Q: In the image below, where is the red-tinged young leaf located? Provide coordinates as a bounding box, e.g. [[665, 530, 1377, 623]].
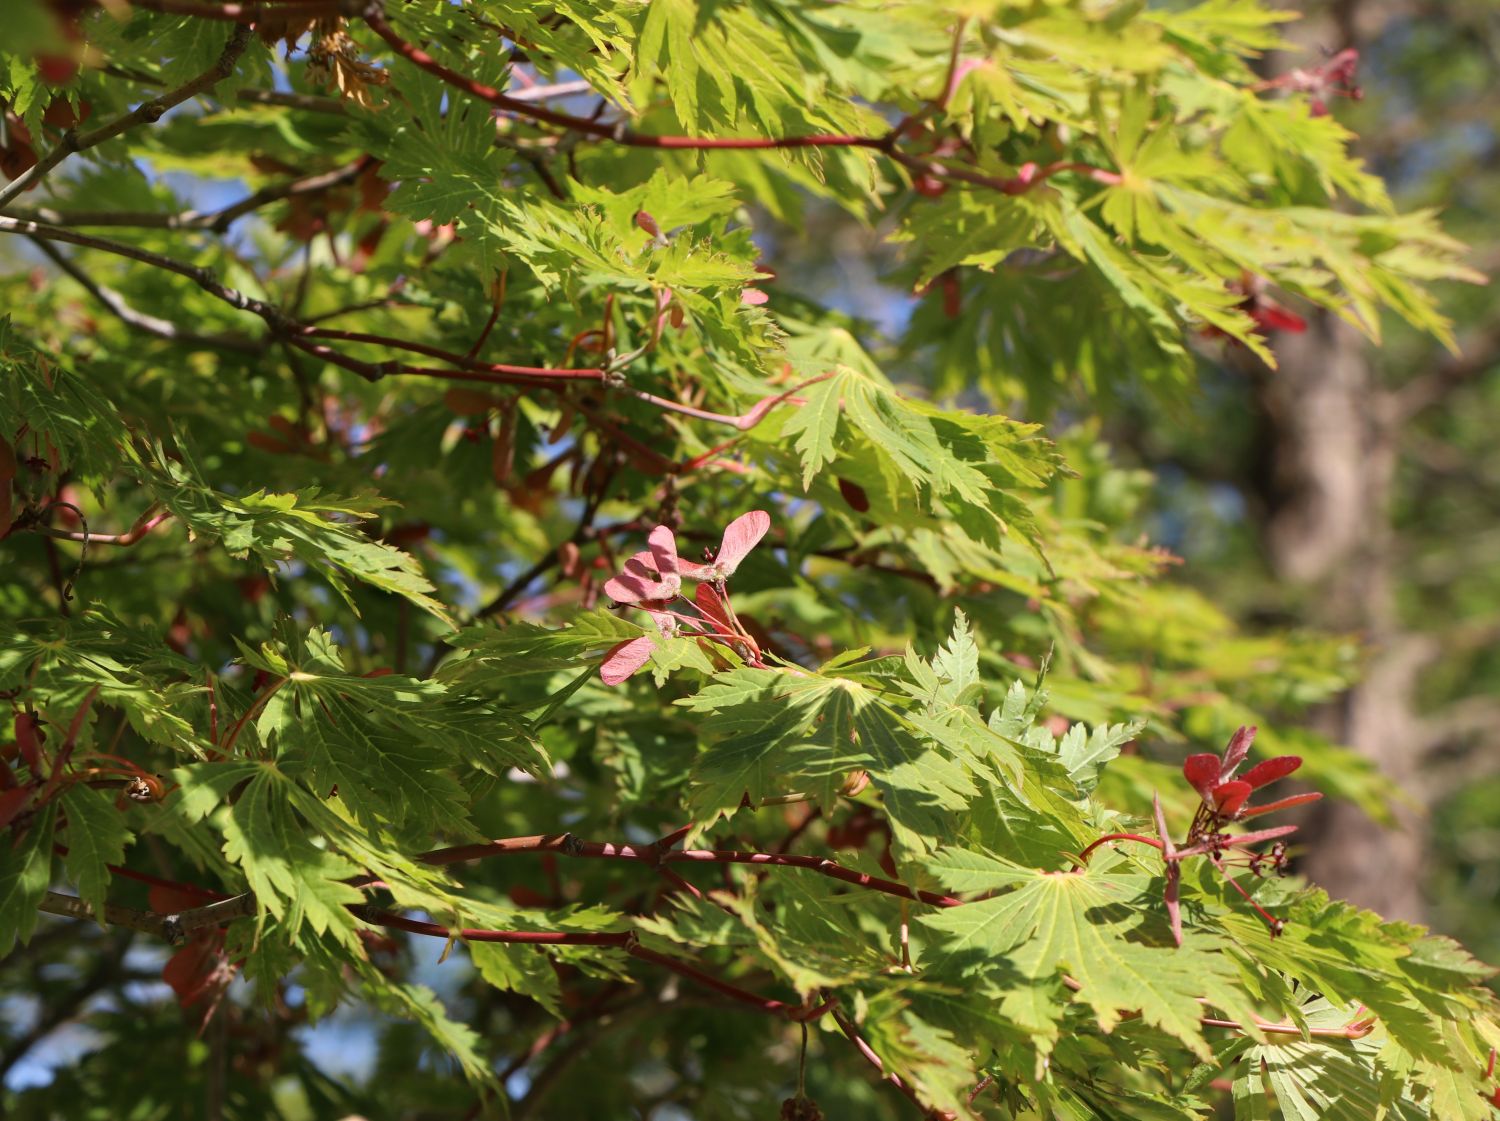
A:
[[0, 786, 35, 830], [1183, 753, 1222, 799], [1240, 756, 1302, 790], [1220, 725, 1257, 779], [162, 937, 225, 1007], [1236, 791, 1324, 819], [600, 637, 655, 685], [15, 712, 44, 774], [1212, 780, 1252, 818], [741, 288, 769, 306], [1252, 303, 1307, 334], [48, 686, 98, 784]]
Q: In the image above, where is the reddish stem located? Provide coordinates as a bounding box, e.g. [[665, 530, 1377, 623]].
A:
[[366, 13, 889, 152], [364, 908, 828, 1021], [365, 911, 629, 945], [394, 830, 964, 908], [664, 850, 962, 908], [363, 8, 1123, 204], [1076, 832, 1166, 865], [831, 1007, 955, 1119], [220, 677, 285, 756], [32, 505, 172, 547], [297, 327, 603, 381]]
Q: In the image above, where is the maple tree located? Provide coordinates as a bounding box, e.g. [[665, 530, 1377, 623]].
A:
[[1, 0, 1497, 1118]]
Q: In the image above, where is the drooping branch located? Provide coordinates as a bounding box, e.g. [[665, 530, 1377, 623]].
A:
[[0, 215, 291, 330], [28, 239, 262, 353], [364, 10, 891, 153]]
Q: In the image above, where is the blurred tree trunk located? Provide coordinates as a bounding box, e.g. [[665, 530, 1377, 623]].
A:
[[1252, 0, 1500, 923], [1253, 317, 1430, 921]]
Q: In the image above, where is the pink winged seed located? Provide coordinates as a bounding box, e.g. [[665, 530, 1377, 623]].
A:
[[599, 637, 655, 686], [713, 510, 770, 576], [602, 552, 671, 604], [646, 525, 682, 580]]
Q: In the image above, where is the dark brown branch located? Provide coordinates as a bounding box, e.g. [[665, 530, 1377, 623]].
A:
[[235, 88, 347, 115], [297, 326, 605, 381], [30, 239, 262, 353], [0, 25, 252, 208], [0, 215, 291, 331], [37, 890, 255, 945]]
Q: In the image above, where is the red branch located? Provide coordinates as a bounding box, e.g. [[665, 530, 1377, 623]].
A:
[[366, 12, 889, 152], [832, 1007, 955, 1120], [296, 327, 605, 382], [361, 908, 832, 1020], [362, 11, 1119, 197], [393, 831, 964, 908], [31, 505, 173, 547]]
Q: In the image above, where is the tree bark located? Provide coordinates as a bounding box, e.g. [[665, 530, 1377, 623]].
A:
[[1253, 315, 1429, 921]]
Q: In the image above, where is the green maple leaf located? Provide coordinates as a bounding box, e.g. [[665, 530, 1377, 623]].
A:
[[59, 785, 132, 918], [919, 863, 1256, 1058]]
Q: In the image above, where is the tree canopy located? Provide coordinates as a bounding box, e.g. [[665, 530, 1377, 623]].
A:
[[1, 1, 1496, 1118]]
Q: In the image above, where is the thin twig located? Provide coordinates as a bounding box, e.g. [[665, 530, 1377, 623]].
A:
[[37, 890, 254, 945], [29, 238, 261, 352], [0, 215, 291, 330], [28, 504, 174, 547], [831, 1006, 954, 1119]]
